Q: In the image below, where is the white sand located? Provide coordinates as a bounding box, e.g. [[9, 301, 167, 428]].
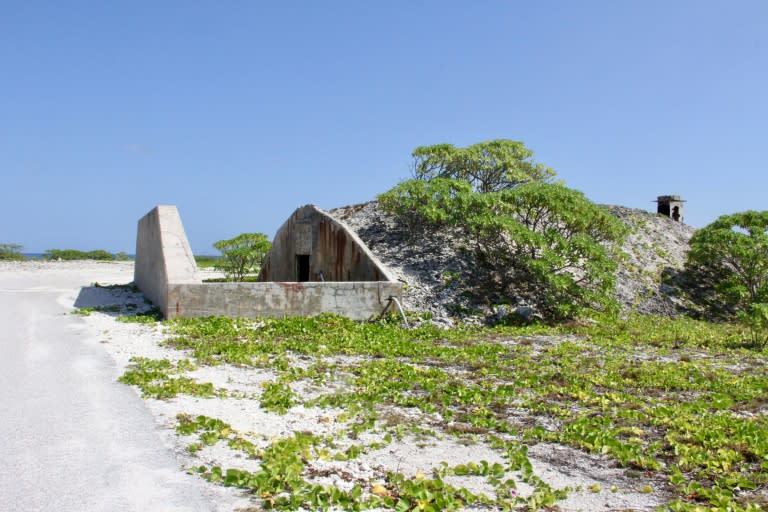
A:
[[3, 260, 667, 511]]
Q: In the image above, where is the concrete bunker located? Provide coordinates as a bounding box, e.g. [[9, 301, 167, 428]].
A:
[[655, 195, 685, 222], [259, 204, 394, 283], [134, 205, 402, 320]]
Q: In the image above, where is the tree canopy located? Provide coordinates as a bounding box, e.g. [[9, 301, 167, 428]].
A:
[[412, 139, 555, 193], [213, 232, 272, 282], [379, 175, 627, 319], [686, 210, 768, 315]]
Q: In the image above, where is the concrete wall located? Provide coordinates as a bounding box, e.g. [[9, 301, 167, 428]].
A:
[[134, 204, 402, 321], [259, 205, 397, 282], [134, 205, 201, 318], [167, 281, 402, 320]]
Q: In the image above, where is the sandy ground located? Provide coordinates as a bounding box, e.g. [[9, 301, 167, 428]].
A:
[[1, 261, 666, 511], [0, 260, 217, 511]]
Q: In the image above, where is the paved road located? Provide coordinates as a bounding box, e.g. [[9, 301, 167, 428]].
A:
[[0, 265, 213, 512]]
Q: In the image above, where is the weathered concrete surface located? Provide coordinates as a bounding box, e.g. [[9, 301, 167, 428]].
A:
[[134, 205, 402, 320], [134, 205, 200, 317], [260, 205, 397, 282], [655, 195, 686, 223], [168, 281, 402, 320]]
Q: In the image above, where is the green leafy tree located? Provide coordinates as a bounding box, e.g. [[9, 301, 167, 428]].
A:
[[0, 243, 26, 261], [379, 178, 627, 318], [213, 233, 272, 281], [686, 210, 768, 315], [412, 139, 555, 193], [484, 182, 627, 316], [377, 177, 475, 234]]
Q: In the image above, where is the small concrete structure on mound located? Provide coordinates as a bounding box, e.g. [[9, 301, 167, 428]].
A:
[[134, 205, 402, 320], [655, 195, 685, 223]]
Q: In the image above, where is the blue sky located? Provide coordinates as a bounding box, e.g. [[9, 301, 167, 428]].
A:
[[2, 1, 766, 254]]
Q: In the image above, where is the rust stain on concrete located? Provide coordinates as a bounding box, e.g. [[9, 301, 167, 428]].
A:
[[278, 282, 305, 292]]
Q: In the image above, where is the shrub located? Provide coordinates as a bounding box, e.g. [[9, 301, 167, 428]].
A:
[[0, 243, 26, 261], [738, 303, 768, 349], [686, 210, 768, 317], [194, 254, 221, 269], [213, 233, 272, 281], [379, 178, 627, 318], [44, 249, 115, 261], [378, 177, 474, 235]]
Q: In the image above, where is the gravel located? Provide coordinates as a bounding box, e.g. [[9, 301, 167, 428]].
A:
[[330, 201, 697, 323]]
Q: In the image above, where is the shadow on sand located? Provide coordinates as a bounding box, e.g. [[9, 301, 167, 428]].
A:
[[73, 282, 159, 320]]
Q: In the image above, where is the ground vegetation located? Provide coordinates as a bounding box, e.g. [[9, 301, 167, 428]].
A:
[[112, 312, 768, 511]]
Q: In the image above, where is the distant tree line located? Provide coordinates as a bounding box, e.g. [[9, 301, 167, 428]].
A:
[[44, 249, 132, 261], [0, 244, 132, 261], [0, 243, 25, 261]]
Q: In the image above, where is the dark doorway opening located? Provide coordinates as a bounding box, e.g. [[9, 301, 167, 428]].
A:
[[296, 255, 310, 282], [657, 203, 670, 217]]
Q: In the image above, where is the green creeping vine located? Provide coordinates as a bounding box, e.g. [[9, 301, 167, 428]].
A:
[[119, 357, 220, 399], [118, 313, 768, 510], [117, 305, 163, 323], [178, 414, 564, 511], [74, 304, 122, 316], [260, 382, 297, 414]]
